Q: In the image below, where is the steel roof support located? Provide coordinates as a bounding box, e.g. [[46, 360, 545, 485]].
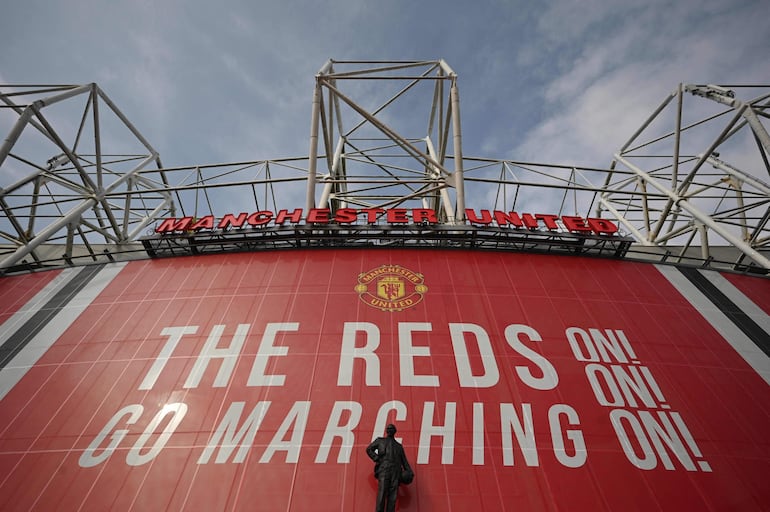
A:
[[0, 198, 96, 269], [599, 84, 770, 270], [305, 61, 465, 219], [0, 84, 173, 272], [615, 154, 770, 268], [2, 69, 768, 275]]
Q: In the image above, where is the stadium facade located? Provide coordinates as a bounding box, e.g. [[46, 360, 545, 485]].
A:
[[1, 61, 768, 511]]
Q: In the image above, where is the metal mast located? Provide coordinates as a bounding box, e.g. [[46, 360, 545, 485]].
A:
[[305, 60, 466, 223]]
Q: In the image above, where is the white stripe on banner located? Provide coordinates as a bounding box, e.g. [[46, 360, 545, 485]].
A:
[[699, 270, 770, 336], [655, 264, 770, 386], [0, 267, 84, 347], [0, 262, 127, 400]]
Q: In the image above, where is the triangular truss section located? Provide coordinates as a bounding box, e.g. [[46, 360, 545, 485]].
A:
[[306, 60, 466, 223], [598, 84, 770, 270], [0, 84, 174, 270]]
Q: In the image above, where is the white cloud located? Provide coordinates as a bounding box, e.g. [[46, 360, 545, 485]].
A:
[[511, 0, 770, 169]]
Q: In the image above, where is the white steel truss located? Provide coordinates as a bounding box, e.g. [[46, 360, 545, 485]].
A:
[[598, 84, 770, 271], [306, 60, 465, 223], [1, 67, 769, 275], [0, 84, 174, 270]]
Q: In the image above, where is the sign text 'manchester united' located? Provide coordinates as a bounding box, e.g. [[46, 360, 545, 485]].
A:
[[155, 208, 619, 236]]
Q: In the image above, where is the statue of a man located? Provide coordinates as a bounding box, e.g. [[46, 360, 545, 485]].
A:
[[366, 424, 412, 512]]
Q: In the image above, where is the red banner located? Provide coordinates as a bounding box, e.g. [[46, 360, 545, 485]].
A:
[[0, 250, 768, 511]]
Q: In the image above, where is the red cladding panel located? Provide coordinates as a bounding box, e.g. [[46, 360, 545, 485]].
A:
[[0, 269, 60, 321], [724, 273, 770, 316], [0, 250, 768, 511]]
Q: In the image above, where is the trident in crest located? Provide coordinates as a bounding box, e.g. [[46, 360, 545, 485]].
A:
[[377, 276, 405, 300]]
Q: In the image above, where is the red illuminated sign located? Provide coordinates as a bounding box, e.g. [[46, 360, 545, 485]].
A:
[[154, 208, 619, 236]]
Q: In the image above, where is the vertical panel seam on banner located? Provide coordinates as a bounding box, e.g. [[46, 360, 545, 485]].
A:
[[679, 267, 770, 358], [655, 264, 770, 386], [0, 262, 128, 401]]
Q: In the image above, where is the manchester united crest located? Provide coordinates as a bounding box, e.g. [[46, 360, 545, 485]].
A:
[[355, 265, 427, 311]]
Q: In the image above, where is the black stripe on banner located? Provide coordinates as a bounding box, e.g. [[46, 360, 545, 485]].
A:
[[0, 265, 105, 370], [678, 266, 770, 358]]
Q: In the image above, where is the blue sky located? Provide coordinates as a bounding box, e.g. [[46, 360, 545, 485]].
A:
[[1, 0, 768, 173]]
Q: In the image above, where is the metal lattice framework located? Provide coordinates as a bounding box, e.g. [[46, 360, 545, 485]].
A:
[[598, 84, 770, 270], [0, 84, 174, 270], [306, 60, 465, 222], [1, 64, 769, 275]]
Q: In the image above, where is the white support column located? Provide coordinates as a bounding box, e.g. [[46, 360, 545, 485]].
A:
[[697, 222, 710, 261], [425, 137, 455, 223], [306, 81, 322, 214], [450, 80, 465, 222], [319, 137, 344, 209]]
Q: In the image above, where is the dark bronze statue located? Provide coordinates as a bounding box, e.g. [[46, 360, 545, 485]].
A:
[[366, 424, 413, 512]]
